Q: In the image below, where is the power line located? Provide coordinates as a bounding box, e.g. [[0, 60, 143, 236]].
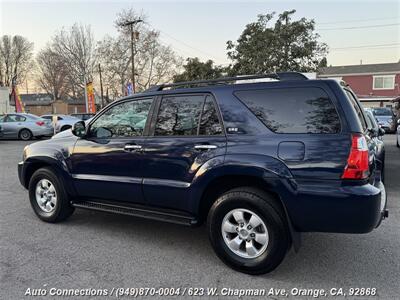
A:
[[318, 17, 399, 25], [318, 23, 400, 31], [144, 23, 226, 62], [330, 43, 400, 50]]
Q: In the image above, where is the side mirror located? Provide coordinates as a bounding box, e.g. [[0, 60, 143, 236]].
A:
[[72, 121, 86, 138], [378, 127, 385, 136], [397, 119, 400, 125]]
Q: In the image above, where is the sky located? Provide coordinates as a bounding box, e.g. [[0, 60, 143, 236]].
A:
[[0, 0, 399, 68]]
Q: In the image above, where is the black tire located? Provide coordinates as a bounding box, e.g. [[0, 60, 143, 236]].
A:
[[207, 187, 290, 275], [19, 128, 32, 141], [28, 167, 74, 222], [60, 125, 71, 132]]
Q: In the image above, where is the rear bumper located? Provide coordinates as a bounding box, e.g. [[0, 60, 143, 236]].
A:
[[288, 179, 388, 233]]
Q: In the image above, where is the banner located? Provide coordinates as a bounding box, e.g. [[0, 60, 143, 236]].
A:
[[86, 82, 96, 113], [11, 81, 25, 113], [126, 82, 133, 96]]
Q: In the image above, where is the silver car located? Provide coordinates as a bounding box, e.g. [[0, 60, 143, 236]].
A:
[[40, 114, 80, 133], [371, 107, 396, 133], [0, 113, 53, 140]]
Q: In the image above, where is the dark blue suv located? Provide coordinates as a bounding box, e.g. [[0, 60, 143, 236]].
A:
[[18, 72, 388, 274]]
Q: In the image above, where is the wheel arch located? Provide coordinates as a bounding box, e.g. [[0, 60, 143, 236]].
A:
[[22, 156, 77, 197], [194, 172, 301, 252]]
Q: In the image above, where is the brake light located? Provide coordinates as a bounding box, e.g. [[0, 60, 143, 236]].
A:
[[36, 121, 45, 126], [341, 134, 369, 179]]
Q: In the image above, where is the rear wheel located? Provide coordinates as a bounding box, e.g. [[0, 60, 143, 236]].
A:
[[28, 167, 74, 222], [207, 187, 290, 274], [19, 129, 32, 141]]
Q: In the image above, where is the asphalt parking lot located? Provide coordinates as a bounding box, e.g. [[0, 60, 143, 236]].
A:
[[0, 135, 399, 300]]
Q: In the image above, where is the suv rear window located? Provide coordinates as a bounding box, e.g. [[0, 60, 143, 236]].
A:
[[235, 87, 341, 134]]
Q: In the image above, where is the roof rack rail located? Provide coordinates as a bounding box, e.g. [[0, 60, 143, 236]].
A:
[[145, 72, 308, 92]]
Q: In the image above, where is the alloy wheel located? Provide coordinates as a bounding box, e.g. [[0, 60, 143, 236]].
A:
[[221, 208, 269, 259]]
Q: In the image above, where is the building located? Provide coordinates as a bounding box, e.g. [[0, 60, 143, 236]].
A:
[[17, 94, 86, 116], [318, 62, 400, 113], [0, 86, 13, 114]]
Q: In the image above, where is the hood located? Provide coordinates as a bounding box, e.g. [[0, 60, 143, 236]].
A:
[[375, 115, 393, 123], [52, 129, 74, 139]]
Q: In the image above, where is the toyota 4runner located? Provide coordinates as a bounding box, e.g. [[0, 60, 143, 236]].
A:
[[18, 72, 388, 274]]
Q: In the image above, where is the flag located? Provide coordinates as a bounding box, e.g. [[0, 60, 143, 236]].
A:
[[11, 77, 25, 113], [86, 82, 96, 113], [126, 82, 133, 96]]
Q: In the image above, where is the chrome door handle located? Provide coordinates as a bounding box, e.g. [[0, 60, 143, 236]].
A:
[[124, 144, 142, 151], [194, 144, 217, 150]]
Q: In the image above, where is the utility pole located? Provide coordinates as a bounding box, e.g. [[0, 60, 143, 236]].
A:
[[98, 63, 105, 108], [121, 19, 143, 93], [83, 74, 88, 113]]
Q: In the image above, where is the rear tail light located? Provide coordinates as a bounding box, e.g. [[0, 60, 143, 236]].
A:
[[36, 121, 45, 126], [341, 134, 370, 179]]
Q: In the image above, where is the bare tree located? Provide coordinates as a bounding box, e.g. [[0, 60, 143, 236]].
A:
[[0, 35, 33, 86], [96, 35, 130, 98], [96, 8, 181, 96], [52, 23, 96, 97], [36, 45, 69, 99]]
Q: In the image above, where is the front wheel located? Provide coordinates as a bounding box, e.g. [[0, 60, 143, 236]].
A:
[[207, 187, 290, 275], [28, 167, 74, 222]]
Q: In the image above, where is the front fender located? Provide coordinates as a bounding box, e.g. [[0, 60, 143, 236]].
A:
[[19, 138, 77, 196]]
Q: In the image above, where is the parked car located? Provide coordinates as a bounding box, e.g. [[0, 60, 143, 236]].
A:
[[0, 124, 3, 138], [40, 114, 80, 133], [364, 109, 385, 181], [71, 113, 95, 121], [371, 107, 396, 133], [18, 72, 388, 275], [0, 113, 53, 140]]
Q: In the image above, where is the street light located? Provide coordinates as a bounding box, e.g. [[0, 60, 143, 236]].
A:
[[121, 19, 143, 93]]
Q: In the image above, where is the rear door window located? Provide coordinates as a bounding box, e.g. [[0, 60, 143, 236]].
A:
[[155, 95, 204, 136], [235, 87, 341, 134], [199, 96, 223, 135]]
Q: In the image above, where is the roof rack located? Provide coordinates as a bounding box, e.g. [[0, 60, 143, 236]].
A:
[[145, 72, 308, 92]]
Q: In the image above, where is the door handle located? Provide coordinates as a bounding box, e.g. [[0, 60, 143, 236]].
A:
[[124, 144, 143, 151], [194, 144, 217, 150]]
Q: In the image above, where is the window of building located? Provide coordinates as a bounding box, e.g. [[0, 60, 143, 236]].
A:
[[373, 75, 395, 90], [235, 87, 341, 134]]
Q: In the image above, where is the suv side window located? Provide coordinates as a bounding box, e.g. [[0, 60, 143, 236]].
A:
[[90, 98, 153, 138], [235, 87, 341, 134], [199, 96, 223, 135], [345, 90, 367, 131], [155, 95, 205, 136]]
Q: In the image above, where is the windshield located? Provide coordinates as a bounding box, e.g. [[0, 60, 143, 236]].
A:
[[372, 108, 393, 116]]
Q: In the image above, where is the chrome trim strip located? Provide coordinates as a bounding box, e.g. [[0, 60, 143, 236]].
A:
[[72, 174, 142, 184], [72, 174, 191, 188], [143, 178, 191, 188]]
